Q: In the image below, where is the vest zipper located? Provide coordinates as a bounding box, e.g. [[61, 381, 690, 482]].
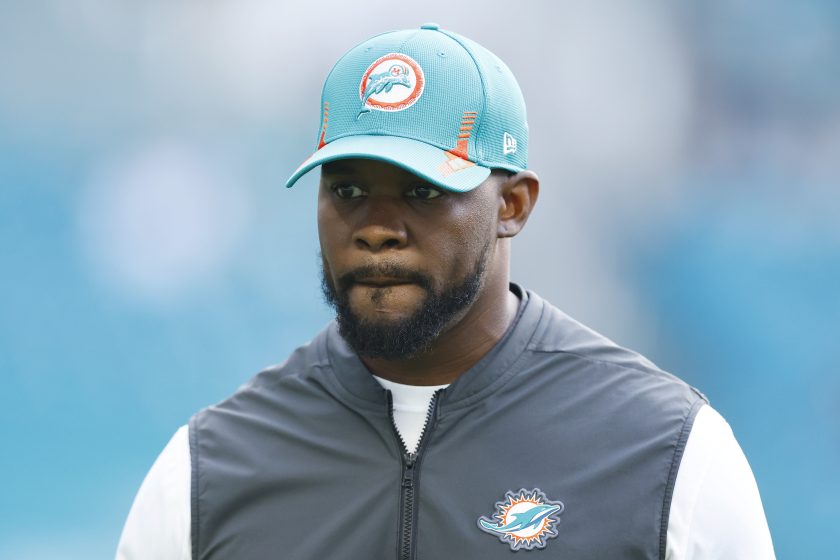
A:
[[387, 389, 443, 560]]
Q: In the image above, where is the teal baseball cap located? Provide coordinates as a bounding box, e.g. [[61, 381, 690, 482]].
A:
[[284, 23, 528, 192]]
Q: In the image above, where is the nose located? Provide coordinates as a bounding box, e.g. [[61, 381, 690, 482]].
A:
[[353, 197, 408, 252]]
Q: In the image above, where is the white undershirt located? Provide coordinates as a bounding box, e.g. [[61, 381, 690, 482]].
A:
[[115, 382, 775, 560], [373, 375, 449, 454]]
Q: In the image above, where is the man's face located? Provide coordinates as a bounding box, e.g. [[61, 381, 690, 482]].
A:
[[318, 158, 503, 359]]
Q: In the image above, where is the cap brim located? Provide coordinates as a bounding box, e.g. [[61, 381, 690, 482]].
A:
[[284, 135, 491, 192]]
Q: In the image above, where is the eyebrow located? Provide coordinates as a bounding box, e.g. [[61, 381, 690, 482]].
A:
[[321, 161, 357, 175], [320, 160, 435, 187]]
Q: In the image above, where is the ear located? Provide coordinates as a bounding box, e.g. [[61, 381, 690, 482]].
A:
[[497, 170, 540, 238]]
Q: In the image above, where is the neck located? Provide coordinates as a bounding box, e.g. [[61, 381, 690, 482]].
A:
[[360, 279, 520, 386]]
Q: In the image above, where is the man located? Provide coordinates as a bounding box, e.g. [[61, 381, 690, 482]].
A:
[[117, 24, 775, 559]]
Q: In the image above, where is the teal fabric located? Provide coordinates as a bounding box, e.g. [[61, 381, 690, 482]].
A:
[[287, 135, 491, 192], [285, 25, 528, 191]]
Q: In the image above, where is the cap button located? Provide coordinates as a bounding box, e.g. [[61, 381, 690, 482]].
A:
[[420, 23, 440, 30]]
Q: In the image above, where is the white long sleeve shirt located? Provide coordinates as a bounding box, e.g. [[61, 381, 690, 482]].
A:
[[116, 379, 775, 560]]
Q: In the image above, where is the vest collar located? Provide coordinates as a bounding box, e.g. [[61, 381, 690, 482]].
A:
[[322, 283, 545, 412]]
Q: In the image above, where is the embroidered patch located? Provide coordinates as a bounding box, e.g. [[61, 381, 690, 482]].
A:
[[358, 53, 425, 116], [477, 488, 564, 551]]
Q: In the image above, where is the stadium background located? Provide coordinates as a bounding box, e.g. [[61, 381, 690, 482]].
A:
[[1, 1, 838, 557]]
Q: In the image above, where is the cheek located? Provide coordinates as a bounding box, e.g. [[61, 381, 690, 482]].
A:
[[425, 205, 495, 280], [451, 198, 496, 251], [317, 196, 343, 264]]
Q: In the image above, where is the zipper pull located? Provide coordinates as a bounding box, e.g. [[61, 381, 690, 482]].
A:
[[402, 453, 416, 488]]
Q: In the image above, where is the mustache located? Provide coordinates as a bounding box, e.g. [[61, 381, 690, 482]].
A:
[[336, 263, 432, 291]]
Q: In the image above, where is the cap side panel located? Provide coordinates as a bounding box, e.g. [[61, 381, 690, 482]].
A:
[[437, 29, 488, 165], [438, 31, 529, 171]]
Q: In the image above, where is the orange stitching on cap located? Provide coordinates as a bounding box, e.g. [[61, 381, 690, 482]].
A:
[[317, 101, 329, 149], [447, 138, 470, 160], [438, 151, 477, 177], [445, 110, 477, 161]]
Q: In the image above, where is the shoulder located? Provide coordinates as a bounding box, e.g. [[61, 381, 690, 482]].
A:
[[115, 426, 191, 560], [194, 324, 334, 420], [668, 405, 776, 559], [523, 289, 707, 407]]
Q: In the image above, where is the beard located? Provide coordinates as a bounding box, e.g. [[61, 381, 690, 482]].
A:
[[321, 244, 490, 360]]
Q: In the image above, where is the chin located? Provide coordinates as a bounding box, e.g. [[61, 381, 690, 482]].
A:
[[348, 284, 427, 318]]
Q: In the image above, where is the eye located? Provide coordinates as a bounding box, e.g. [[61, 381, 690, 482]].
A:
[[331, 183, 366, 199], [406, 185, 443, 200]]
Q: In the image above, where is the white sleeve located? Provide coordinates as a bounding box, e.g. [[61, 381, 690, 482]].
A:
[[666, 405, 775, 560], [115, 425, 192, 560]]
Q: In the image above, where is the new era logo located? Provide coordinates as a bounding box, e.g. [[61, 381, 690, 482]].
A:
[[503, 132, 517, 155]]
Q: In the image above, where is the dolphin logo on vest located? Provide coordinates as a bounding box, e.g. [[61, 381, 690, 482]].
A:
[[477, 488, 565, 551]]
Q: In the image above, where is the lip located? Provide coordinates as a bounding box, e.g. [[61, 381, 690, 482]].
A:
[[353, 277, 414, 287]]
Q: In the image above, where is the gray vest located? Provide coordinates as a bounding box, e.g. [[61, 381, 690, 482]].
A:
[[190, 286, 706, 559]]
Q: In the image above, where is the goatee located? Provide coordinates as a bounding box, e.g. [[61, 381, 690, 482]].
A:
[[321, 247, 489, 360]]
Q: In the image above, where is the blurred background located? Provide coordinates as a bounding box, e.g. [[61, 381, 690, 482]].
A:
[[1, 0, 837, 557]]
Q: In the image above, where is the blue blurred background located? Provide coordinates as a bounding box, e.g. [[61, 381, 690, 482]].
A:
[[1, 1, 837, 557]]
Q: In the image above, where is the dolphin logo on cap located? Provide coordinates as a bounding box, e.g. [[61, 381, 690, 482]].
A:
[[358, 64, 412, 117]]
